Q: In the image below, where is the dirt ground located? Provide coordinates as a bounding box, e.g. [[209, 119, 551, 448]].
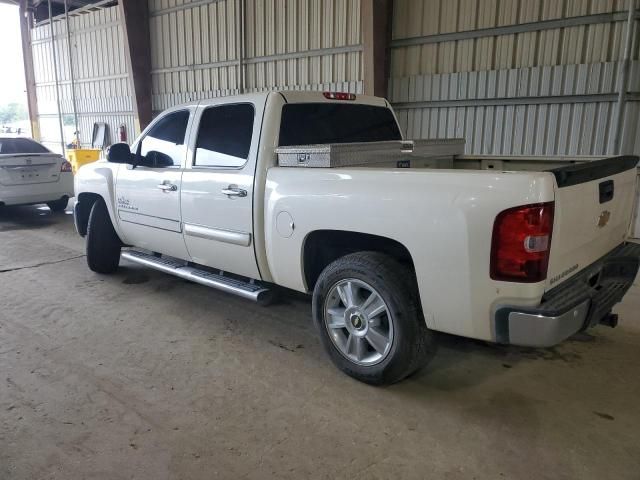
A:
[[1, 204, 639, 480]]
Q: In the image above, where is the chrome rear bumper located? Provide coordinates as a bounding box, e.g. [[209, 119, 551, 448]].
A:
[[494, 242, 640, 347]]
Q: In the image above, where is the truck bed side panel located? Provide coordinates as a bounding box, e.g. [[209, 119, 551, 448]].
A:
[[264, 167, 556, 341]]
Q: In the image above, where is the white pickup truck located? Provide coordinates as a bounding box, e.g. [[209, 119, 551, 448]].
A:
[[73, 91, 640, 384]]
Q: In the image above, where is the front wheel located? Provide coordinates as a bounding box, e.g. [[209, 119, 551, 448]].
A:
[[312, 252, 435, 385], [86, 198, 122, 273]]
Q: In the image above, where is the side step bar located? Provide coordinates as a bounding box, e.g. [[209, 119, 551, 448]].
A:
[[121, 250, 273, 304]]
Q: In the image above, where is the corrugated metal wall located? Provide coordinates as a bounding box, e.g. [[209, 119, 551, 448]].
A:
[[29, 0, 638, 157], [31, 5, 135, 152], [390, 0, 640, 155], [148, 0, 362, 113]]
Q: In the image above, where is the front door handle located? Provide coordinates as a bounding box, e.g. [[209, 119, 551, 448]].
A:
[[157, 182, 177, 192], [222, 185, 247, 198]]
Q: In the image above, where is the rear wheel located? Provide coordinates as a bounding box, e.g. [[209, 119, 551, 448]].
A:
[[86, 198, 121, 273], [312, 252, 435, 385], [46, 197, 68, 212]]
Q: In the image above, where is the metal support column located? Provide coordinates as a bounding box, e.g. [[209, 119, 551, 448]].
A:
[[48, 0, 66, 155], [361, 0, 393, 97], [18, 0, 40, 140], [118, 0, 153, 133], [614, 0, 637, 154], [64, 0, 79, 145], [237, 0, 246, 94]]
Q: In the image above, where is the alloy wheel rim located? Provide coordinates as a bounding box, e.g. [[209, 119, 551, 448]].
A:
[[323, 278, 394, 366]]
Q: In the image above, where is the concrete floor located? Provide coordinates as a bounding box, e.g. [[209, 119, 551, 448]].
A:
[[1, 205, 639, 480]]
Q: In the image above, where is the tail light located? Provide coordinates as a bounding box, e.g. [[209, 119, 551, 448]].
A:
[[323, 91, 356, 101], [490, 202, 554, 283], [60, 161, 72, 173]]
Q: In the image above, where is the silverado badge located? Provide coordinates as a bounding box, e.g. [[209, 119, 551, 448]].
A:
[[598, 210, 611, 228]]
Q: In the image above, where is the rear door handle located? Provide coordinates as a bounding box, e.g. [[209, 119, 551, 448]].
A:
[[222, 185, 247, 198], [157, 182, 177, 192]]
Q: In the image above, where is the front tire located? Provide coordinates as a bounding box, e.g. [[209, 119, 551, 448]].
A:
[[312, 252, 435, 385], [86, 198, 121, 273]]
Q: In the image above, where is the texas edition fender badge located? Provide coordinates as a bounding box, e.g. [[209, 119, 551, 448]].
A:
[[598, 210, 611, 228]]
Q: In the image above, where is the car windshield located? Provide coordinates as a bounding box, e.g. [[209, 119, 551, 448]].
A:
[[278, 103, 402, 146], [0, 138, 50, 154]]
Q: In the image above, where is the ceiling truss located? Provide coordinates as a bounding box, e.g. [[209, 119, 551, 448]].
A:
[[0, 0, 117, 23]]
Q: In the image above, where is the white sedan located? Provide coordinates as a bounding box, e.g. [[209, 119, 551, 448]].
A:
[[0, 137, 74, 212]]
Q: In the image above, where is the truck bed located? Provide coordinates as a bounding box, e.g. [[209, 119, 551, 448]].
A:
[[275, 138, 630, 173]]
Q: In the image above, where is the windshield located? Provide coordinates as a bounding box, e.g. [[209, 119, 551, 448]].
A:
[[0, 138, 50, 155], [278, 103, 402, 146]]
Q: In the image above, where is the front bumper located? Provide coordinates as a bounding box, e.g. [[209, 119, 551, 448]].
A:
[[494, 242, 640, 347]]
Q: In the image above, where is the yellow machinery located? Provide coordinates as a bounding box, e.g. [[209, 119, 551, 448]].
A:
[[67, 149, 102, 174]]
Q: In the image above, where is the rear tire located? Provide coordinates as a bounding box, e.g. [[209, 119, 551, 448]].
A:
[[312, 252, 435, 385], [86, 198, 121, 274], [47, 197, 68, 212]]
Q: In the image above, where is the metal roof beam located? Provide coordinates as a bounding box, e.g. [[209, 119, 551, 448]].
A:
[[391, 11, 639, 48]]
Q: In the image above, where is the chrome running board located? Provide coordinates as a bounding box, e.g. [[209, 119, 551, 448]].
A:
[[121, 249, 272, 304]]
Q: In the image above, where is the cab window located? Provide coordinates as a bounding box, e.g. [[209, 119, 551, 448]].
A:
[[194, 103, 255, 168], [139, 110, 190, 167], [278, 103, 401, 146]]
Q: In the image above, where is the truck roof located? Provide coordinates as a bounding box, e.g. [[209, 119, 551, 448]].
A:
[[166, 90, 389, 112], [276, 91, 388, 107]]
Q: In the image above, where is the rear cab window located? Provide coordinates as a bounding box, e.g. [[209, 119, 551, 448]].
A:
[[278, 103, 402, 146], [0, 138, 50, 154]]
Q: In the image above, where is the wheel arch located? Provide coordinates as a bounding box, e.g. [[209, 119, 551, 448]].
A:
[[302, 230, 418, 293], [74, 192, 103, 236]]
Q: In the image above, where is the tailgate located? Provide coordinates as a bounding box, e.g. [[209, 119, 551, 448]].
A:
[[546, 156, 638, 290], [0, 154, 62, 186]]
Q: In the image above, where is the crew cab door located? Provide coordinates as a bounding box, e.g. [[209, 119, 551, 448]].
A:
[[180, 97, 265, 279], [115, 108, 193, 259]]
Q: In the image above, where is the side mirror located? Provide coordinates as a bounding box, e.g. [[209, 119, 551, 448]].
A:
[[144, 150, 174, 168], [107, 142, 133, 164]]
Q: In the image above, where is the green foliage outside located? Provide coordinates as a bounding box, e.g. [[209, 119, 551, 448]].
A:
[[0, 102, 28, 124]]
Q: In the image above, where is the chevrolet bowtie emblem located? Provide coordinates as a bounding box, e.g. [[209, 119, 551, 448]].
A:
[[598, 210, 611, 228]]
